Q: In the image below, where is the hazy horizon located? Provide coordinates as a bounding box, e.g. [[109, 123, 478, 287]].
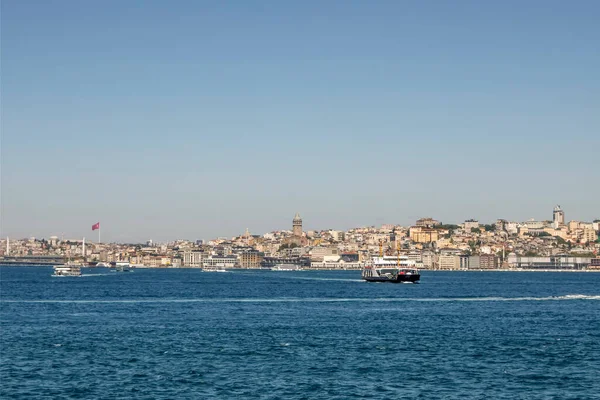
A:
[[2, 1, 599, 242]]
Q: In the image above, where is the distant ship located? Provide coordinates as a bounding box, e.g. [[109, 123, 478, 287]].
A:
[[203, 266, 229, 272], [362, 241, 420, 283], [111, 262, 133, 272], [53, 237, 86, 277], [96, 262, 111, 267], [271, 264, 303, 271], [53, 262, 82, 277]]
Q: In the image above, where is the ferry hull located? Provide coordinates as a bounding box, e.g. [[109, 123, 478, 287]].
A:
[[363, 274, 420, 283]]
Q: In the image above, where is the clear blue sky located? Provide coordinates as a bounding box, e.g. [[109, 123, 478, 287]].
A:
[[1, 0, 599, 242]]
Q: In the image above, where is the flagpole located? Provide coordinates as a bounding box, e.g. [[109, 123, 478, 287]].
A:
[[99, 226, 101, 244]]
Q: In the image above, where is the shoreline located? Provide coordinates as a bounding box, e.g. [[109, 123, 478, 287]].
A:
[[1, 265, 599, 273]]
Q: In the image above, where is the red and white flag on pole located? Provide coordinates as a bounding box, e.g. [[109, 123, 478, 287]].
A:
[[92, 222, 100, 231]]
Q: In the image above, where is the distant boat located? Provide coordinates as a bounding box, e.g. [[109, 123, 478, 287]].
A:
[[271, 264, 303, 271], [52, 262, 82, 277], [362, 256, 420, 283], [203, 267, 228, 273], [112, 262, 132, 272]]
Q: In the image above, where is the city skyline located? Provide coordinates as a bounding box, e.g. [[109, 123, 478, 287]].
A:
[[2, 206, 598, 243], [2, 206, 598, 270], [2, 1, 599, 241]]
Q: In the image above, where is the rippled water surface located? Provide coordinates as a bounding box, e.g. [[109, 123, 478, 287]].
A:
[[1, 267, 599, 399]]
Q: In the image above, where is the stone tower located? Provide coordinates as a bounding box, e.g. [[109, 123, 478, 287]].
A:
[[293, 213, 303, 238]]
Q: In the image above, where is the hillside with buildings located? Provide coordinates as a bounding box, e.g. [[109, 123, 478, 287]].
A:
[[2, 207, 599, 271]]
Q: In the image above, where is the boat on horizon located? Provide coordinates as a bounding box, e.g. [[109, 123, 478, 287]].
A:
[[96, 262, 111, 267], [362, 241, 420, 283], [52, 261, 82, 277], [202, 266, 229, 272], [271, 264, 303, 271], [111, 262, 133, 272]]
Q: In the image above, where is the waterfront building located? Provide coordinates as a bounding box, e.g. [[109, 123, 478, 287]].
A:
[[203, 255, 238, 269], [507, 254, 593, 270], [479, 254, 499, 269], [438, 254, 458, 270], [0, 255, 64, 266], [459, 254, 471, 269], [183, 250, 206, 268], [406, 252, 422, 263], [260, 256, 311, 269], [239, 250, 263, 269], [310, 255, 363, 270], [435, 254, 490, 270], [421, 251, 437, 269], [466, 255, 480, 269]]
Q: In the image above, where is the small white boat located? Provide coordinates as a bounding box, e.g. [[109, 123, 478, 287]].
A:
[[271, 264, 303, 271], [112, 262, 132, 272], [53, 262, 82, 277]]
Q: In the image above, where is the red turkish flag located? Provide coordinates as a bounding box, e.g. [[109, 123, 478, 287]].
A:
[[92, 222, 100, 231]]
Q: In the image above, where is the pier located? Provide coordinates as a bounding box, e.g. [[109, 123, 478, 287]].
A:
[[0, 256, 65, 266]]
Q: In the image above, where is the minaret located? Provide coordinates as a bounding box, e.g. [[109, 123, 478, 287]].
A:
[[293, 213, 303, 238], [82, 237, 86, 261], [6, 237, 9, 256]]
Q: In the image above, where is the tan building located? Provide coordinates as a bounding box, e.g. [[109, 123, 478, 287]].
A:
[[464, 219, 480, 231], [438, 254, 459, 270], [518, 226, 529, 237], [410, 227, 439, 243], [582, 228, 598, 244], [422, 251, 437, 269], [310, 246, 339, 261], [239, 251, 263, 269], [568, 221, 582, 232], [479, 254, 499, 269], [543, 227, 569, 240]]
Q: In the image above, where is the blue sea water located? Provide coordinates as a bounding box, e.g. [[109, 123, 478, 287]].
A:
[[1, 267, 599, 399]]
